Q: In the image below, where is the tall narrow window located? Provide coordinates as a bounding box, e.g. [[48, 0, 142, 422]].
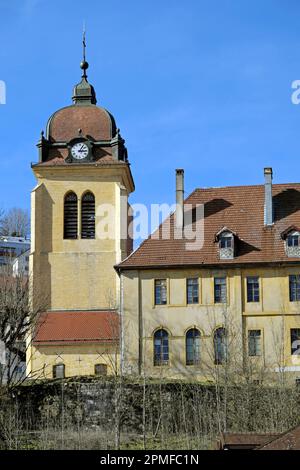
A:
[[290, 275, 300, 301], [187, 278, 199, 304], [214, 327, 227, 364], [247, 276, 260, 302], [64, 192, 78, 239], [186, 328, 201, 365], [155, 279, 167, 305], [81, 192, 95, 239], [214, 277, 227, 303], [291, 329, 300, 356], [154, 329, 169, 366], [248, 330, 261, 356]]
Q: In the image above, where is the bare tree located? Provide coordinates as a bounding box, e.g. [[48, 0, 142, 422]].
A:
[[0, 208, 30, 238], [0, 268, 45, 387]]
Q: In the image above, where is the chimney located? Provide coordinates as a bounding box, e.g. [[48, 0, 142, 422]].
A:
[[264, 167, 273, 226], [175, 169, 184, 230]]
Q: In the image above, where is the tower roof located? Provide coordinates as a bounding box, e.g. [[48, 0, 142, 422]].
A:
[[46, 31, 116, 143], [46, 105, 116, 143], [36, 31, 130, 169]]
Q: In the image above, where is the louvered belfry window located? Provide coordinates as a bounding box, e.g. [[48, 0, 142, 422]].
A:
[[64, 192, 78, 239], [81, 192, 95, 239]]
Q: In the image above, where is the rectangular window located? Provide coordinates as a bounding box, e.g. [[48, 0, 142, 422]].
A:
[[290, 275, 300, 301], [187, 278, 199, 304], [220, 237, 232, 248], [291, 329, 300, 355], [247, 276, 260, 302], [94, 364, 108, 376], [53, 363, 65, 379], [155, 279, 167, 305], [214, 277, 227, 303], [248, 330, 261, 356], [288, 235, 299, 247]]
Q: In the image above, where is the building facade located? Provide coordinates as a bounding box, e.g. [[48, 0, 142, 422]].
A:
[[118, 170, 300, 382], [0, 236, 30, 270]]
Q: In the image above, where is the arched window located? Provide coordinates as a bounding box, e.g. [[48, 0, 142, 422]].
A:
[[64, 192, 78, 239], [154, 329, 169, 366], [186, 328, 201, 365], [81, 192, 95, 239], [214, 327, 227, 365]]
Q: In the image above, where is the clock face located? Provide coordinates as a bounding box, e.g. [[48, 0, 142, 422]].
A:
[[71, 142, 89, 160]]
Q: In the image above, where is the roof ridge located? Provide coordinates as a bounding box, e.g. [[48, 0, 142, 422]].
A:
[[194, 182, 300, 191]]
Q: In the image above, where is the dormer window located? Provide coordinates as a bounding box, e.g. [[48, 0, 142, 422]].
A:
[[287, 233, 299, 247], [215, 228, 236, 260], [281, 227, 300, 258], [219, 235, 233, 249]]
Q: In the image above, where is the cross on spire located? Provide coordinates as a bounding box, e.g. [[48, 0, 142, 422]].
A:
[[82, 22, 86, 63], [80, 23, 89, 78], [73, 25, 97, 105]]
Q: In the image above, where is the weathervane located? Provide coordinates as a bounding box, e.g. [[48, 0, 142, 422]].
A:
[[80, 22, 89, 78]]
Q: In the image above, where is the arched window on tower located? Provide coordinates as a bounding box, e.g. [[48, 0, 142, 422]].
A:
[[64, 192, 78, 239], [81, 192, 95, 239]]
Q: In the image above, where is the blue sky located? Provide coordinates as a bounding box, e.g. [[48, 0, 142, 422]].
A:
[[1, 0, 300, 218]]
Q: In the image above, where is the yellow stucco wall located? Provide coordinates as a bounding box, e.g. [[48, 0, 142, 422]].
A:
[[30, 343, 119, 379], [30, 165, 133, 312], [121, 266, 300, 381]]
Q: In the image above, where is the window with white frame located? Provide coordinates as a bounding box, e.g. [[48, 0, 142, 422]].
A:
[[290, 275, 300, 301], [155, 279, 167, 305], [187, 278, 199, 304], [186, 328, 201, 365], [154, 329, 169, 366], [247, 276, 260, 303], [214, 277, 227, 303], [248, 330, 261, 356], [285, 231, 300, 258], [218, 231, 234, 259]]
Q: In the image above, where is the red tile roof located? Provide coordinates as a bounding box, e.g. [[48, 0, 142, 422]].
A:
[[47, 105, 116, 143], [117, 183, 300, 269], [216, 432, 280, 450], [33, 310, 120, 345], [258, 424, 300, 450]]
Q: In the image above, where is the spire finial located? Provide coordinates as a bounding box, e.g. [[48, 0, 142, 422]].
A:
[[73, 23, 97, 105], [80, 22, 89, 78]]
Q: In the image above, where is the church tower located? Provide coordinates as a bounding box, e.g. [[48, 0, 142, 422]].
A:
[[28, 38, 134, 378]]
